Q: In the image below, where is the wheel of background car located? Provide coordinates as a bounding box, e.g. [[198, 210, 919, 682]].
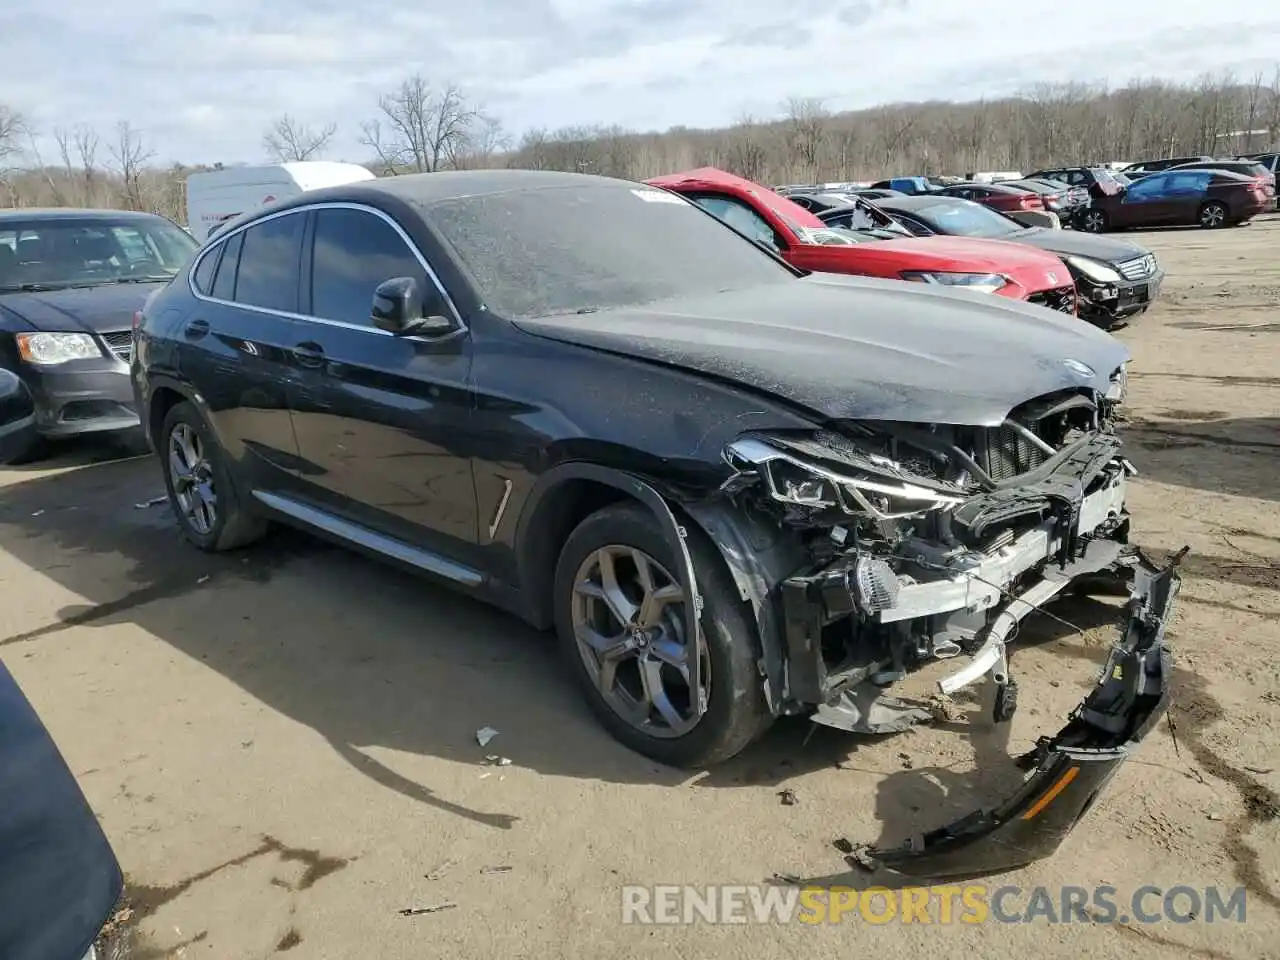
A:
[[160, 400, 268, 552], [1198, 201, 1228, 229], [1081, 209, 1108, 233], [552, 502, 772, 767]]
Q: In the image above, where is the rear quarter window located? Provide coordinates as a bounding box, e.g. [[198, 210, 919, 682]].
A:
[[191, 245, 220, 294]]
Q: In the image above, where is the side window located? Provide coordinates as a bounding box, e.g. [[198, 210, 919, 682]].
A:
[[191, 243, 220, 294], [691, 196, 780, 251], [234, 213, 304, 312], [789, 197, 814, 211], [310, 208, 428, 325], [1167, 172, 1209, 196], [1125, 174, 1167, 201], [210, 232, 242, 300]]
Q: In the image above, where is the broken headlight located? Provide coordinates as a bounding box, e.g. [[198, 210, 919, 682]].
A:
[[723, 436, 966, 521]]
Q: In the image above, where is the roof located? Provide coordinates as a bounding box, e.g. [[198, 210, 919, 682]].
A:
[[945, 181, 1030, 194], [344, 169, 636, 206], [0, 207, 170, 223]]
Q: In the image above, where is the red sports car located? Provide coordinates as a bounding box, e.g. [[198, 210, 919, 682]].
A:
[[646, 168, 1078, 314]]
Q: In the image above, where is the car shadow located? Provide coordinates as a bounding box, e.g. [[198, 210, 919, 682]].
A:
[[1121, 415, 1280, 502], [0, 450, 1118, 862]]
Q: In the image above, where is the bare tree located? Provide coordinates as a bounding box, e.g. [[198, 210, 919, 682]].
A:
[[263, 114, 336, 162], [361, 75, 479, 173], [0, 104, 22, 164], [723, 114, 770, 183], [108, 121, 155, 210], [784, 97, 828, 179], [454, 114, 510, 169]]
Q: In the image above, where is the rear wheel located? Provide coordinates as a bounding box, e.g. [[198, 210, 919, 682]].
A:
[[1080, 208, 1108, 233], [1198, 201, 1228, 228], [553, 502, 772, 767], [160, 401, 267, 551]]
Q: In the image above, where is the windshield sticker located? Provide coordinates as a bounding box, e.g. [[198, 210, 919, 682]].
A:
[[630, 188, 688, 205]]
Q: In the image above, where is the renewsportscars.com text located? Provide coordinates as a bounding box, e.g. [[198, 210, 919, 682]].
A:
[[621, 884, 1248, 925]]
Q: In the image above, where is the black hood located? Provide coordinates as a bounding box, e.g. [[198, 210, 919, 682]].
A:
[[0, 282, 166, 334], [1010, 228, 1148, 265], [511, 273, 1130, 427]]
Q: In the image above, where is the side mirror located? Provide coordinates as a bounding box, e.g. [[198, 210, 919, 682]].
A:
[[371, 277, 455, 336]]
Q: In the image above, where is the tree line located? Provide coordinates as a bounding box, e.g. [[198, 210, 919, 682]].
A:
[[2, 66, 1278, 224]]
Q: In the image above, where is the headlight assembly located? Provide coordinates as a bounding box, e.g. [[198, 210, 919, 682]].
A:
[[900, 271, 1008, 294], [723, 437, 966, 521], [15, 332, 103, 365], [1065, 255, 1122, 284], [1106, 362, 1128, 403]]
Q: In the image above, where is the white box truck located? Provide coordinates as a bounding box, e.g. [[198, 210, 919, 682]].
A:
[[185, 161, 376, 242]]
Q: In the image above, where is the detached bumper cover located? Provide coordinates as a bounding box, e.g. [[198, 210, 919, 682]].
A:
[[859, 550, 1180, 880]]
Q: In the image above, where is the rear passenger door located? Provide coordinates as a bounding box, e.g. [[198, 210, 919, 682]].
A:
[[183, 212, 306, 487], [287, 204, 477, 553]]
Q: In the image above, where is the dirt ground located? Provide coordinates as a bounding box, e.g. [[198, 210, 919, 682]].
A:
[[2, 217, 1278, 960]]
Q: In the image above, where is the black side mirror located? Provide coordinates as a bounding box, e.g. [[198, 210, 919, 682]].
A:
[[371, 277, 455, 336]]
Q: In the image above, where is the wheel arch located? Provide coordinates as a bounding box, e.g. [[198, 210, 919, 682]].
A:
[[143, 376, 214, 452], [515, 462, 797, 714]]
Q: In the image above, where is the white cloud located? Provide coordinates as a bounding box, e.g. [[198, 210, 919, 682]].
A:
[[3, 0, 1278, 164]]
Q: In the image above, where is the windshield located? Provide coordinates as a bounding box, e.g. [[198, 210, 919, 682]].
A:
[[910, 200, 1022, 238], [0, 216, 197, 291], [427, 184, 795, 317]]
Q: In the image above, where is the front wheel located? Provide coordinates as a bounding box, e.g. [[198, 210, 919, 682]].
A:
[[1080, 208, 1108, 233], [553, 503, 772, 767], [1199, 201, 1228, 228], [159, 401, 267, 551]]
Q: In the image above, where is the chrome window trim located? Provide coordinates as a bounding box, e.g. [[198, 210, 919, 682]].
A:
[[185, 201, 466, 337]]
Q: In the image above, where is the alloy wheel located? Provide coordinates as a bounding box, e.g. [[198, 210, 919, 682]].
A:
[[1200, 204, 1226, 228], [168, 422, 218, 535], [570, 544, 708, 738], [1083, 211, 1105, 233]]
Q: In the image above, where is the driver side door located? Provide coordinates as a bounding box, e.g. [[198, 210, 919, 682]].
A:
[[286, 204, 477, 558]]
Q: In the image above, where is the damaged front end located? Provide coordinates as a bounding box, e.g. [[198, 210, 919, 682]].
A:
[[710, 373, 1181, 874], [720, 379, 1135, 728]]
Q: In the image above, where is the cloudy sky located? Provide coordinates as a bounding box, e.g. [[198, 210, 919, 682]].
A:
[[5, 0, 1280, 165]]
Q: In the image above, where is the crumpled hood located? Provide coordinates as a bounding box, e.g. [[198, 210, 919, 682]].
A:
[[0, 283, 164, 334], [512, 272, 1130, 426], [1009, 228, 1149, 265]]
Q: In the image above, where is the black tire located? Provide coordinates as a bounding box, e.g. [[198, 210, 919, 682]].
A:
[[1198, 201, 1228, 228], [553, 502, 773, 767], [1080, 208, 1108, 233], [159, 400, 267, 551]]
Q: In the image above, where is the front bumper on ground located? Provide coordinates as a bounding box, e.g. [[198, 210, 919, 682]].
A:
[[859, 550, 1179, 879], [21, 359, 140, 438], [1077, 270, 1164, 324]]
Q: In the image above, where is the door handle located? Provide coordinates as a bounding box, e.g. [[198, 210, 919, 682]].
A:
[[184, 318, 210, 339], [292, 341, 325, 368]]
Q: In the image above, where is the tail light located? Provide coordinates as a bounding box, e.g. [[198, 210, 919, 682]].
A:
[[1019, 195, 1044, 210]]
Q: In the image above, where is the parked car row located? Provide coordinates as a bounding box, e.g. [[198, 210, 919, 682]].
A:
[[813, 153, 1277, 234]]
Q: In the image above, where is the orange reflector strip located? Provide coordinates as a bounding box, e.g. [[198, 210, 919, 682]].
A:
[[1021, 766, 1080, 820]]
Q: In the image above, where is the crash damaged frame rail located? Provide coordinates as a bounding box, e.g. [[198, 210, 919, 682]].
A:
[[855, 550, 1181, 880]]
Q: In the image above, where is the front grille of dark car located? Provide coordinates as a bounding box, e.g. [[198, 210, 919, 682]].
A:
[[981, 424, 1047, 481], [1117, 254, 1156, 281], [1028, 285, 1077, 314], [100, 330, 133, 364]]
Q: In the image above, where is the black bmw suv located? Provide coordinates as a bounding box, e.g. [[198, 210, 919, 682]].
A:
[[132, 170, 1179, 875]]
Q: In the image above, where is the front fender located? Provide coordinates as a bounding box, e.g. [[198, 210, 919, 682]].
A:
[[515, 462, 708, 712]]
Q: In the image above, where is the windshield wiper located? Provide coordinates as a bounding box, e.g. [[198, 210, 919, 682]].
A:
[[114, 276, 174, 284], [0, 282, 58, 292]]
